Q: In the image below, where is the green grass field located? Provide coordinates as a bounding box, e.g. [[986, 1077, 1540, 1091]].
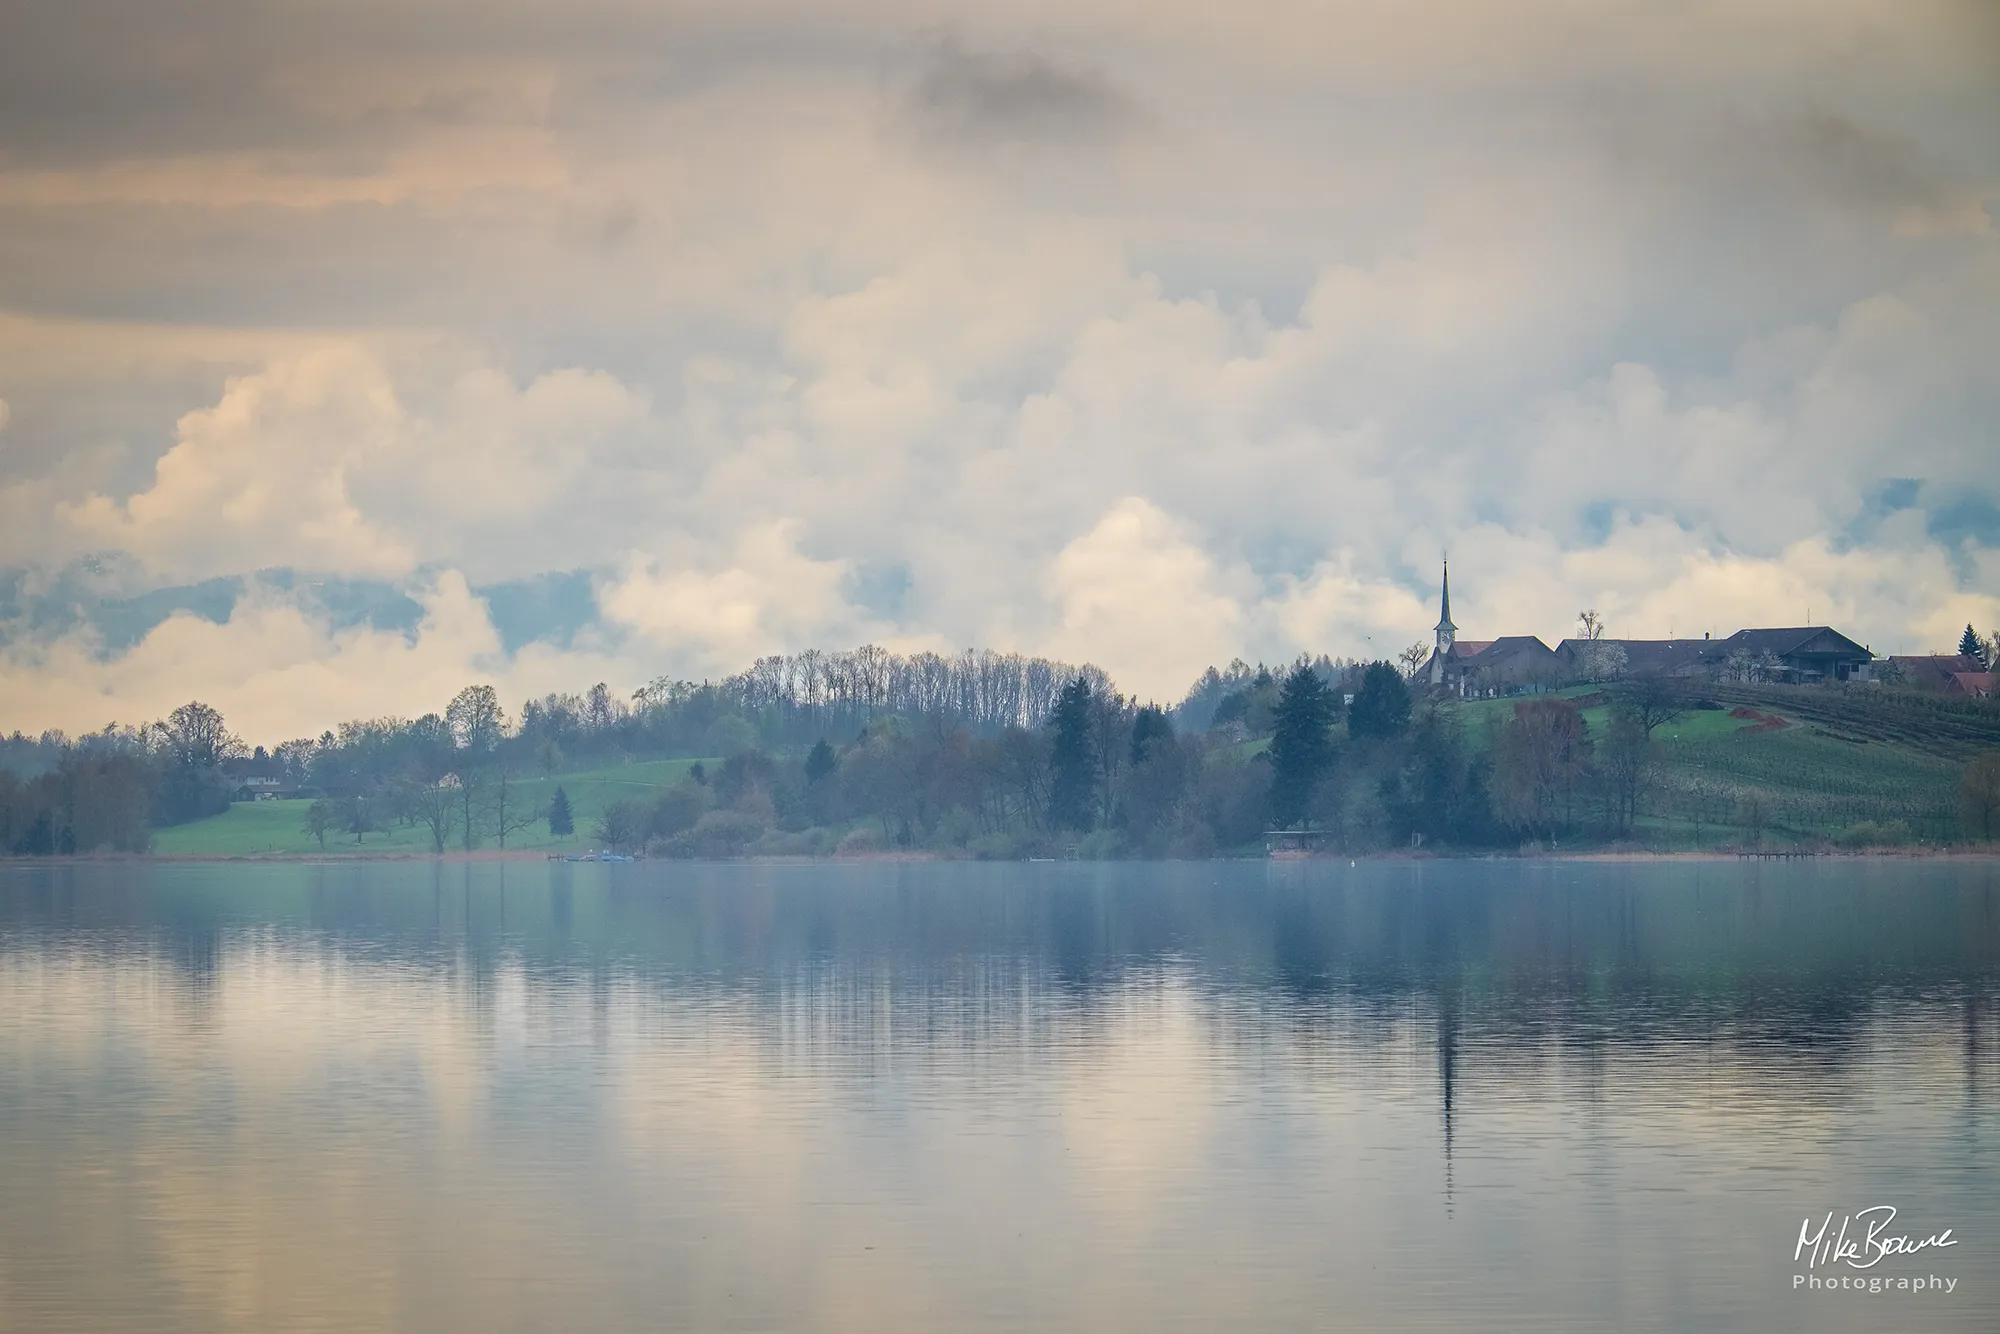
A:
[[1447, 689, 1964, 845], [151, 758, 710, 857]]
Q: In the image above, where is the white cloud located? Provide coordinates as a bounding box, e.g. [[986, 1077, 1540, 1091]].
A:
[[57, 348, 415, 580], [48, 346, 663, 584], [597, 521, 899, 679], [0, 0, 1994, 711], [1041, 498, 1247, 702], [0, 572, 640, 742]]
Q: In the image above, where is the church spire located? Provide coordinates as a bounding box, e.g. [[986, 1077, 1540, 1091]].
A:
[[1430, 559, 1456, 687]]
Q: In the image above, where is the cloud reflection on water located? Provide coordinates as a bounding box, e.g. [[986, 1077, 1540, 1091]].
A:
[[0, 859, 1995, 1332]]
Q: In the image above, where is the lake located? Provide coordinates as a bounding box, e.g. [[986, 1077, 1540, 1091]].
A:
[[1, 859, 1995, 1332]]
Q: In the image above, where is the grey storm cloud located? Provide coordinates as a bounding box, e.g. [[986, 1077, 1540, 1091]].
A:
[[899, 44, 1145, 149]]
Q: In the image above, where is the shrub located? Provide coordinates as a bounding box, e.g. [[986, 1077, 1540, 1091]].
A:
[[836, 827, 882, 856], [682, 809, 764, 857], [648, 779, 710, 840], [1962, 754, 2000, 842], [1833, 820, 1913, 848], [595, 799, 648, 853]]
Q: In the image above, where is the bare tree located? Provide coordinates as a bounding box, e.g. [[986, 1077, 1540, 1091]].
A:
[[445, 685, 506, 755], [1398, 642, 1430, 680], [1962, 755, 2000, 842], [407, 778, 459, 854], [158, 701, 241, 768], [1490, 699, 1591, 840], [1737, 788, 1772, 847], [1577, 610, 1605, 641], [344, 791, 378, 844], [453, 767, 488, 851], [490, 762, 543, 849], [1617, 675, 1685, 739], [303, 798, 334, 850], [1598, 712, 1653, 836], [1681, 773, 1730, 848]]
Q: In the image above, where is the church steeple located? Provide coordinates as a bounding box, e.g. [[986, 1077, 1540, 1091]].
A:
[[1430, 559, 1456, 685]]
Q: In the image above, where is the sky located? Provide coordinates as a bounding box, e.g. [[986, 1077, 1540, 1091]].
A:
[[1, 0, 1997, 742]]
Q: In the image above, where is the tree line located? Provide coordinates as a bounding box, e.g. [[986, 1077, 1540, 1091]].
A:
[[4, 643, 1999, 857], [0, 702, 243, 854]]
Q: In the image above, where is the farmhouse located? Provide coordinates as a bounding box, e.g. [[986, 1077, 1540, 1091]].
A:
[[1556, 636, 1728, 680], [1419, 564, 1876, 694], [1950, 672, 1997, 699], [1887, 653, 1985, 691], [1717, 627, 1874, 683]]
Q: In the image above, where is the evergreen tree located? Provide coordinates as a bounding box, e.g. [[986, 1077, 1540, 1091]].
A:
[[548, 785, 574, 838], [1129, 706, 1174, 765], [1267, 664, 1337, 829], [1348, 661, 1413, 741], [1047, 677, 1098, 832], [805, 738, 837, 784], [1383, 706, 1489, 847], [1961, 624, 1984, 659]]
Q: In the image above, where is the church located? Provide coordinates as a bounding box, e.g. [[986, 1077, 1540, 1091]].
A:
[[1416, 563, 1875, 695], [1420, 563, 1560, 696]]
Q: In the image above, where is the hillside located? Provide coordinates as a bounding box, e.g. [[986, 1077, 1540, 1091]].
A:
[[150, 758, 707, 857], [1450, 685, 1976, 848], [119, 684, 2000, 859]]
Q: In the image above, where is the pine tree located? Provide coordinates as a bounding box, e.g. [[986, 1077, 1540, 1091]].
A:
[[1348, 661, 1413, 741], [1047, 678, 1098, 833], [1961, 624, 1984, 659], [1129, 706, 1174, 765], [805, 739, 837, 784], [1267, 664, 1337, 829], [548, 785, 574, 838]]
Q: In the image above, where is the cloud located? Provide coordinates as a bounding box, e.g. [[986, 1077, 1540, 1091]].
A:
[[0, 3, 1994, 712], [44, 346, 661, 583], [58, 347, 414, 580], [597, 522, 903, 679], [898, 44, 1145, 152], [1042, 498, 1246, 702], [0, 572, 639, 742]]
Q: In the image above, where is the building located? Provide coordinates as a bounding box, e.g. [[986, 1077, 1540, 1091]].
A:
[[1887, 653, 1985, 691], [1949, 671, 1997, 699], [1420, 562, 1873, 692], [231, 775, 299, 802], [1560, 628, 1872, 684], [1716, 627, 1873, 683], [1425, 560, 1457, 687], [1421, 564, 1559, 695], [1556, 635, 1728, 681]]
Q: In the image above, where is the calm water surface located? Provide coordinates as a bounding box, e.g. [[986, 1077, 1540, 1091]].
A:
[[2, 859, 1996, 1332]]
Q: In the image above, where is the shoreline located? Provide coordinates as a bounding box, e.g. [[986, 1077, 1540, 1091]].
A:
[[11, 847, 1997, 866]]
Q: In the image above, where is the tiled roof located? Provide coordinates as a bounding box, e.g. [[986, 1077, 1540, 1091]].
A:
[[1889, 654, 1983, 688], [1949, 672, 1997, 697], [1723, 627, 1869, 658]]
